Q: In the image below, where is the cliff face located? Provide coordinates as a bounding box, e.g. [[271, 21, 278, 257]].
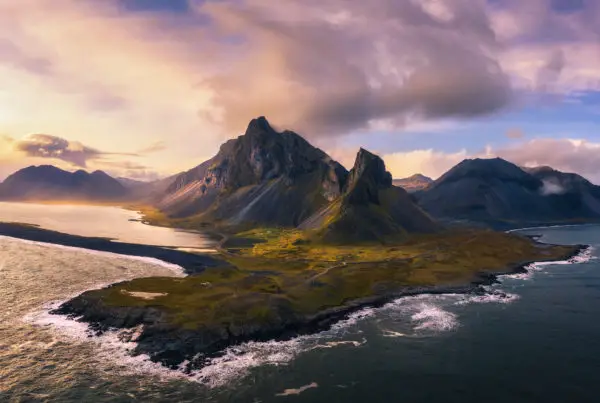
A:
[[0, 165, 127, 201], [156, 117, 348, 227], [302, 148, 439, 243]]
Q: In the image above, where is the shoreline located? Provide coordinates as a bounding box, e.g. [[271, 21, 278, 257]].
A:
[[0, 219, 590, 372], [46, 232, 589, 372], [0, 222, 226, 275], [506, 223, 600, 233]]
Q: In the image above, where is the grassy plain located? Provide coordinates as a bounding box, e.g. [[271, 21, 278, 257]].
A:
[[95, 227, 578, 329]]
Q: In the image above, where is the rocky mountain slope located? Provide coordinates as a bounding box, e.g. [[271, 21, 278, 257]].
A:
[[0, 165, 128, 201], [416, 158, 600, 228], [301, 149, 439, 243], [393, 173, 433, 192], [155, 117, 348, 228]]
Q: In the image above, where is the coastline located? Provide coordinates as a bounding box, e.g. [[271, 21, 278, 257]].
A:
[[43, 229, 589, 372], [0, 219, 589, 372], [0, 222, 226, 275]]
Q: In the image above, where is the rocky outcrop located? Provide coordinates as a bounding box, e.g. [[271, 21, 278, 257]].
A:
[[302, 148, 438, 243], [156, 117, 348, 228]]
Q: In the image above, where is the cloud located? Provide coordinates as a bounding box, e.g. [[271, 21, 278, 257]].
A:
[[381, 148, 469, 180], [506, 128, 525, 139], [198, 0, 513, 137], [13, 133, 139, 168], [0, 0, 599, 182], [138, 140, 167, 154], [535, 49, 566, 92], [13, 134, 102, 167], [0, 135, 14, 148], [492, 0, 600, 93], [120, 169, 162, 181], [540, 179, 566, 195], [0, 0, 223, 174], [380, 138, 600, 184], [493, 138, 600, 180]]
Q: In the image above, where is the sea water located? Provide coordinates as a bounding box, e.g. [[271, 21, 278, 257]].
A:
[[1, 219, 599, 402]]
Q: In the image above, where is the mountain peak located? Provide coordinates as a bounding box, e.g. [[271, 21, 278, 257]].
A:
[[351, 149, 391, 183], [158, 118, 348, 227], [407, 173, 433, 181], [435, 157, 536, 187], [304, 147, 438, 243], [393, 173, 433, 192], [245, 116, 276, 136], [91, 170, 111, 177], [344, 148, 392, 205]]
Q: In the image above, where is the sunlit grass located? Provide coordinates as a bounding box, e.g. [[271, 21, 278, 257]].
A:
[[92, 227, 578, 331]]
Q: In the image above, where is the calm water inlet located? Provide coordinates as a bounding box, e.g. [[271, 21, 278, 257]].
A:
[[0, 202, 213, 249]]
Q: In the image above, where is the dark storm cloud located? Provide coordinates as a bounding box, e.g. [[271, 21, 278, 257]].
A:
[[198, 0, 514, 138]]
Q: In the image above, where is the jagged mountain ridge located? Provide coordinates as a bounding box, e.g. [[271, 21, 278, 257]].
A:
[[156, 117, 349, 227], [301, 148, 439, 243], [0, 165, 127, 201]]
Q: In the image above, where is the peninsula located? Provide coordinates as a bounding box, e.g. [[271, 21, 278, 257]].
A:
[[42, 118, 583, 371]]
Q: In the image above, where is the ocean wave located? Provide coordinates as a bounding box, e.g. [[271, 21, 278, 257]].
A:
[[455, 289, 519, 305], [502, 246, 593, 282], [0, 235, 186, 276], [376, 294, 461, 334], [409, 303, 458, 332], [506, 223, 600, 233], [276, 382, 318, 397], [381, 329, 406, 338]]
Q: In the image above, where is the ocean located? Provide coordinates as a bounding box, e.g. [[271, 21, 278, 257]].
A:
[[1, 206, 599, 402]]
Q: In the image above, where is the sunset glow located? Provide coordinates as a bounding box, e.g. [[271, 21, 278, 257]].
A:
[[0, 0, 599, 182]]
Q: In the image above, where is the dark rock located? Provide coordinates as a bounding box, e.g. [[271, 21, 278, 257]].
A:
[[416, 158, 600, 229], [155, 117, 348, 228], [302, 148, 439, 243]]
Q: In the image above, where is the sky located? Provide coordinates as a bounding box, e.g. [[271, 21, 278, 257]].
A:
[[0, 0, 599, 182]]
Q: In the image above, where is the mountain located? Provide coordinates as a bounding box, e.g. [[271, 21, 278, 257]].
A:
[[0, 165, 128, 201], [393, 174, 433, 192], [525, 166, 600, 216], [116, 177, 148, 189], [415, 158, 600, 228], [301, 149, 439, 243], [156, 117, 348, 227]]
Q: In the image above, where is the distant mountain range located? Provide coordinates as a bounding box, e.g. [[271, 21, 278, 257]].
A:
[[0, 165, 128, 202], [393, 174, 433, 192], [415, 157, 600, 229], [3, 117, 600, 234]]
